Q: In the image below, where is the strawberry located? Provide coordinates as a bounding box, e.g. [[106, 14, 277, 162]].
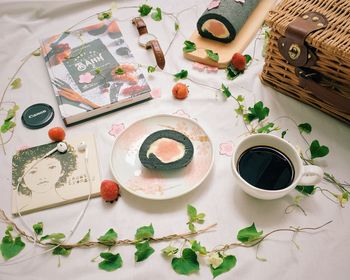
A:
[[48, 127, 66, 142], [231, 53, 246, 71], [100, 180, 120, 203]]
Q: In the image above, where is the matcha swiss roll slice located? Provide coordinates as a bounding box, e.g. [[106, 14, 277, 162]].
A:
[[197, 0, 259, 43], [139, 130, 194, 170]]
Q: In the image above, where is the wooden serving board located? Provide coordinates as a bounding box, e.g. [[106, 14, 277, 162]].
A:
[[184, 0, 277, 68]]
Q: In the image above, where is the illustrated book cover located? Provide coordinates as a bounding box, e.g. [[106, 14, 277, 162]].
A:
[[12, 134, 101, 215], [40, 20, 151, 126]]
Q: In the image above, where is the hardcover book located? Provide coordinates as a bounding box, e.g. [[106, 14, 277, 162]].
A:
[[40, 20, 151, 126], [12, 134, 101, 215]]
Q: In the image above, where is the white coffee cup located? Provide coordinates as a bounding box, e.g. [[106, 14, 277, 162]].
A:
[[231, 134, 324, 200]]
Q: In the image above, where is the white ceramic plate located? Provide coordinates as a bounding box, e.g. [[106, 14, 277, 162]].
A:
[[110, 114, 214, 200]]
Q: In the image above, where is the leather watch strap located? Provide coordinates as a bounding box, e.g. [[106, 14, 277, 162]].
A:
[[132, 17, 148, 35], [146, 40, 165, 70]]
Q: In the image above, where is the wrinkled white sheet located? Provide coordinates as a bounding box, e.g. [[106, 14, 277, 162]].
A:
[[0, 1, 349, 279]]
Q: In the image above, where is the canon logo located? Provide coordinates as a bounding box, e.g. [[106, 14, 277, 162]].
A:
[[29, 110, 47, 118]]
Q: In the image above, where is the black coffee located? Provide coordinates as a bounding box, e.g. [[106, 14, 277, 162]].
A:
[[237, 146, 294, 191]]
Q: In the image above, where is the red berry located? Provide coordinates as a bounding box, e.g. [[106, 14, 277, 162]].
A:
[[231, 53, 246, 71], [100, 180, 120, 202], [172, 83, 189, 100], [48, 127, 66, 142]]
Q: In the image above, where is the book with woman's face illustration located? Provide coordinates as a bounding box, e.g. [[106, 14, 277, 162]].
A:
[[12, 134, 101, 215]]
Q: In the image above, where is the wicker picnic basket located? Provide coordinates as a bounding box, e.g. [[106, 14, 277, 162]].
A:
[[261, 0, 350, 124]]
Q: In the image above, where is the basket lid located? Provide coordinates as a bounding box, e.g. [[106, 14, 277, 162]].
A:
[[266, 0, 350, 62]]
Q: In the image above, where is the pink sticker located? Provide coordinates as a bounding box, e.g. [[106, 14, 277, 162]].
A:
[[208, 0, 220, 10], [150, 88, 162, 98], [79, 72, 95, 84], [108, 123, 125, 137], [206, 66, 218, 73], [219, 141, 234, 157], [193, 62, 206, 72]]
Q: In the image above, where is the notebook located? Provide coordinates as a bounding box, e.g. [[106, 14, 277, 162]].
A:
[[12, 134, 101, 215], [40, 20, 151, 126]]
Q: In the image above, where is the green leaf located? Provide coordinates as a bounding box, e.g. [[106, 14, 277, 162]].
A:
[[172, 248, 199, 275], [236, 95, 244, 102], [183, 40, 196, 53], [114, 68, 124, 75], [33, 222, 43, 235], [244, 54, 252, 65], [98, 252, 123, 271], [5, 104, 19, 121], [1, 120, 16, 133], [257, 122, 275, 133], [98, 228, 118, 246], [1, 235, 25, 260], [32, 49, 41, 56], [281, 130, 288, 139], [52, 246, 71, 256], [191, 240, 207, 255], [162, 245, 179, 257], [135, 224, 154, 240], [147, 66, 156, 73], [211, 255, 237, 278], [151, 7, 162, 21], [237, 223, 263, 244], [187, 204, 197, 220], [40, 233, 65, 243], [310, 140, 329, 159], [95, 67, 101, 75], [138, 4, 152, 16], [221, 84, 232, 98], [10, 78, 21, 89], [298, 123, 312, 134], [245, 101, 269, 123], [174, 69, 188, 80], [235, 104, 245, 116], [295, 185, 315, 196], [175, 22, 180, 31], [226, 64, 241, 80], [77, 229, 91, 244], [205, 49, 219, 62], [135, 241, 155, 262], [97, 10, 112, 21]]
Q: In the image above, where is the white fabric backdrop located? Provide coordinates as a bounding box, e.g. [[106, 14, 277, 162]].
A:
[[0, 1, 349, 279]]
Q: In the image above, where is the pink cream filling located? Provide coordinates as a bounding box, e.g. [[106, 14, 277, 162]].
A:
[[202, 19, 229, 38], [147, 138, 185, 163]]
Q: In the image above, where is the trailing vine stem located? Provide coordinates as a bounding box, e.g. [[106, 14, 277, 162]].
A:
[[209, 220, 332, 254]]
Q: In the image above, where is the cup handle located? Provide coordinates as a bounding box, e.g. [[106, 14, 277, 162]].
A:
[[298, 165, 324, 186]]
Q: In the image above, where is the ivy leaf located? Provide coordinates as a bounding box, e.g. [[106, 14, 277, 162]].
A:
[[295, 185, 315, 196], [147, 66, 156, 73], [135, 224, 154, 240], [77, 229, 91, 244], [210, 255, 237, 278], [32, 222, 43, 235], [97, 10, 112, 21], [237, 223, 263, 244], [1, 120, 16, 133], [10, 78, 21, 89], [187, 204, 197, 219], [205, 49, 219, 62], [183, 41, 196, 53], [187, 205, 205, 233], [245, 101, 269, 123], [235, 104, 245, 116], [5, 104, 19, 121], [40, 233, 65, 243], [244, 54, 252, 65], [174, 69, 188, 80], [151, 7, 162, 21], [98, 228, 118, 246], [236, 95, 244, 102], [0, 227, 25, 260], [114, 68, 125, 75], [32, 49, 41, 56], [162, 245, 179, 257], [138, 4, 152, 16], [52, 246, 71, 256], [134, 240, 155, 262], [191, 240, 207, 255], [257, 122, 276, 133], [310, 140, 329, 159], [175, 22, 180, 31], [171, 248, 199, 275], [95, 67, 101, 75], [221, 84, 232, 98], [98, 252, 123, 272], [226, 64, 241, 80], [298, 123, 312, 134]]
